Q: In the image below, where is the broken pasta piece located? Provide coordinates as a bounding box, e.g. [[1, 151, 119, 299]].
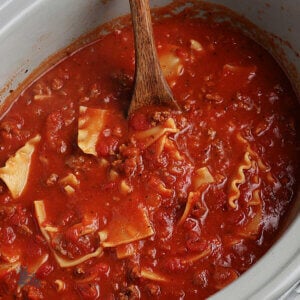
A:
[[190, 39, 204, 52], [141, 268, 169, 282], [59, 173, 79, 187], [59, 173, 80, 195], [182, 246, 212, 263], [54, 279, 66, 292]]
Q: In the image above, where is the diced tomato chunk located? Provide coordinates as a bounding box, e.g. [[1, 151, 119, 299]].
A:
[[76, 282, 100, 300], [129, 112, 150, 131], [36, 262, 54, 279], [186, 237, 207, 253], [96, 136, 119, 157], [0, 226, 16, 244], [45, 111, 66, 153], [9, 205, 28, 226], [164, 257, 187, 272]]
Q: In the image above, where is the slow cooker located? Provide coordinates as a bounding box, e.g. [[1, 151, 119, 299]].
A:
[[0, 0, 299, 299]]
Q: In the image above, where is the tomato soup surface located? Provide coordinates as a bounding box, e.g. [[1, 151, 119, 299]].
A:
[[0, 4, 299, 300]]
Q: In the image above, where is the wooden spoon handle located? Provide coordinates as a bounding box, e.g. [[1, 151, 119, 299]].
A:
[[128, 0, 179, 114]]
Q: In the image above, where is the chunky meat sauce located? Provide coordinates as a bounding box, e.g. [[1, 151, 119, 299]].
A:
[[0, 5, 299, 300]]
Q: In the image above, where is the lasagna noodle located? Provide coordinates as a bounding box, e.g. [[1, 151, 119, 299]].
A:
[[99, 203, 154, 248], [140, 268, 169, 282], [238, 189, 262, 238], [0, 135, 41, 199], [193, 167, 214, 190], [34, 200, 103, 268], [164, 139, 184, 160], [52, 248, 103, 268], [178, 167, 214, 225], [78, 106, 108, 156], [116, 242, 139, 259], [132, 118, 179, 149], [0, 262, 20, 277], [155, 136, 184, 162], [236, 133, 275, 183], [178, 191, 200, 226], [158, 44, 184, 87], [182, 246, 212, 263], [155, 135, 167, 157], [228, 152, 252, 209], [27, 253, 49, 274]]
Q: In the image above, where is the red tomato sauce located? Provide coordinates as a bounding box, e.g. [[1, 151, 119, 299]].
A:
[[0, 5, 299, 300]]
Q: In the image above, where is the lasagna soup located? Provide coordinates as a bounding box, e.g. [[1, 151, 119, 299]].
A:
[[0, 3, 299, 300]]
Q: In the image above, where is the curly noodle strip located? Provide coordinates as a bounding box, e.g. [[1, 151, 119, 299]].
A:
[[236, 133, 275, 183], [228, 152, 252, 209], [238, 189, 263, 238]]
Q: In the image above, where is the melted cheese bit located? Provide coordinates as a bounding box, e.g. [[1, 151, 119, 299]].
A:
[[0, 135, 41, 199], [223, 64, 257, 82]]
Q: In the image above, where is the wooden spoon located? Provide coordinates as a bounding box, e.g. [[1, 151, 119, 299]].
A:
[[128, 0, 180, 115]]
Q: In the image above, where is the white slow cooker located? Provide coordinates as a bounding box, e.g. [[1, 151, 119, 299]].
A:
[[0, 0, 299, 299]]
